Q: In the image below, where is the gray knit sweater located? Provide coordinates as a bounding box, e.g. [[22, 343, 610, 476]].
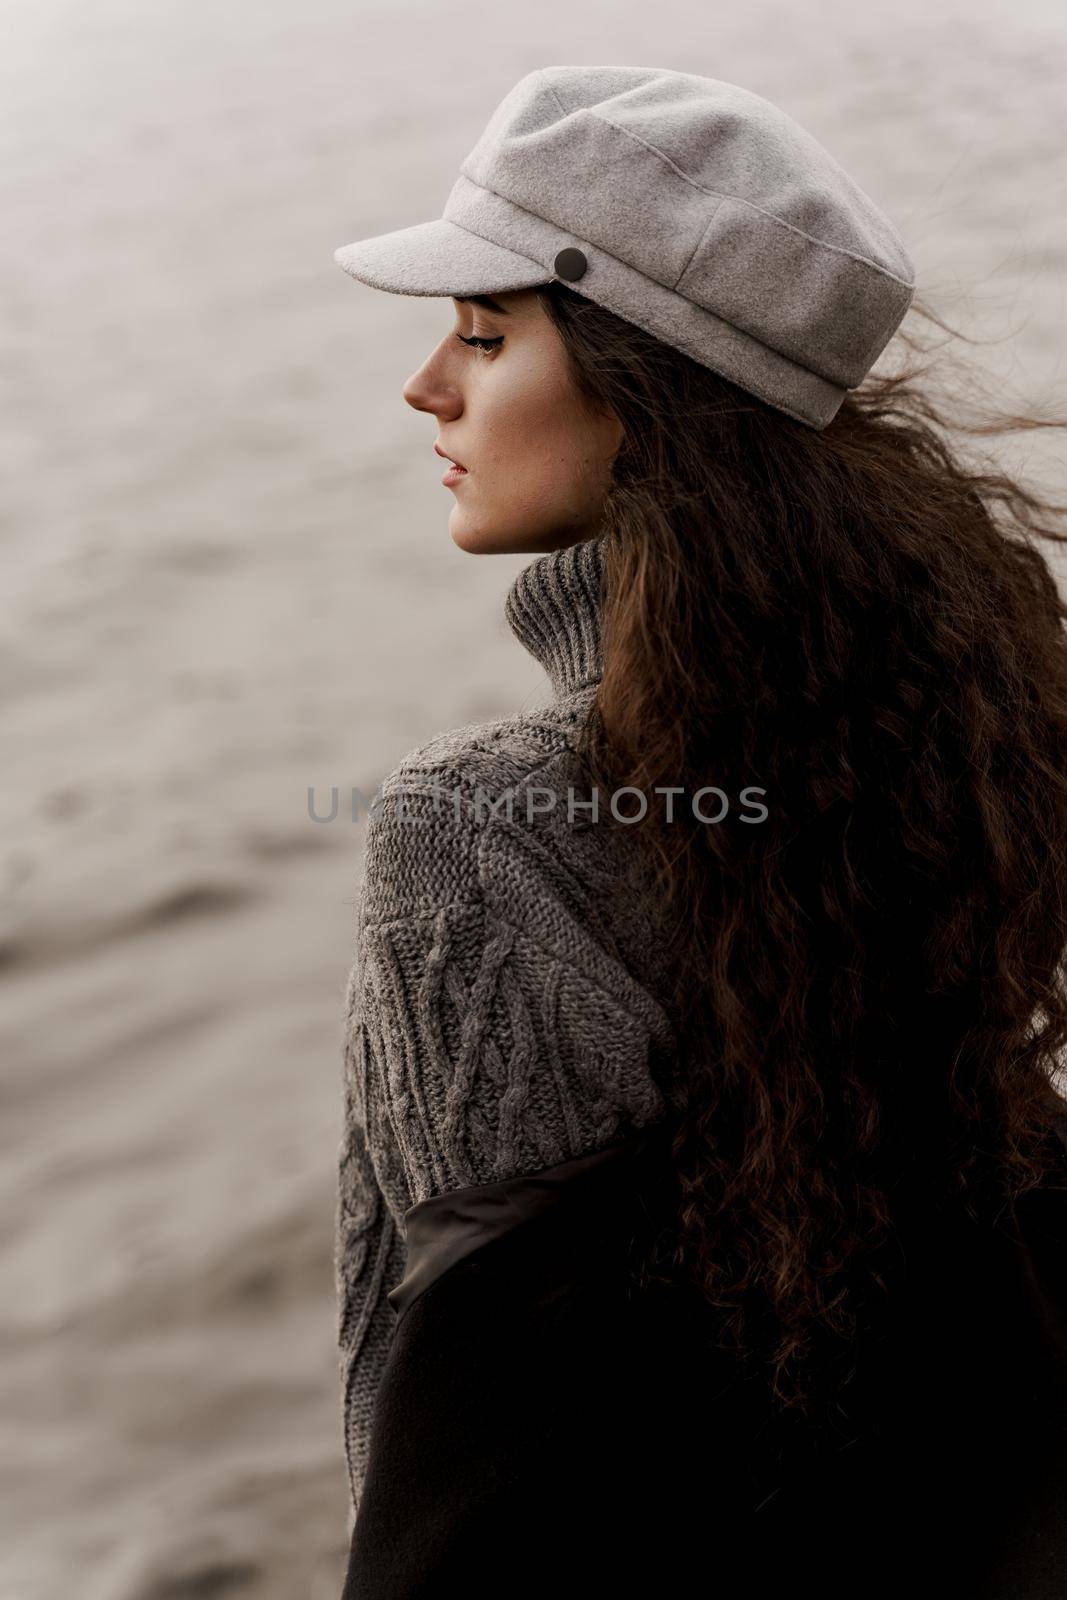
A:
[[335, 532, 679, 1525]]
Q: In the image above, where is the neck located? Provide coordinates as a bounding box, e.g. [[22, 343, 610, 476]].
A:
[[503, 534, 606, 703]]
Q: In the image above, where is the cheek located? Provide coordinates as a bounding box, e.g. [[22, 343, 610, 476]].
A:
[[475, 343, 607, 505], [493, 377, 590, 480], [502, 431, 588, 510]]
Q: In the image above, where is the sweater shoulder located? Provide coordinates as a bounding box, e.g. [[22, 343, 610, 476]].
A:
[[381, 691, 594, 792], [357, 692, 597, 928]]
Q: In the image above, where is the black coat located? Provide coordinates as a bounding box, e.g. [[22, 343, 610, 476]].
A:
[[342, 1115, 1067, 1599]]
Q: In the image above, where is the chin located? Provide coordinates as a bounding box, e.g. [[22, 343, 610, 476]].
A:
[[448, 520, 535, 557], [449, 513, 589, 558], [449, 522, 510, 556]]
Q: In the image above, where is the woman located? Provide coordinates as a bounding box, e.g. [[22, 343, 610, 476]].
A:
[[332, 67, 1067, 1597]]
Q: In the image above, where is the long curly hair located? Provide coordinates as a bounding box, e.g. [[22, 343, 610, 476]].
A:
[[534, 276, 1067, 1425]]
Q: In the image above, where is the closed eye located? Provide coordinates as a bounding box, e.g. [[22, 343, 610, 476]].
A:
[[455, 332, 504, 353]]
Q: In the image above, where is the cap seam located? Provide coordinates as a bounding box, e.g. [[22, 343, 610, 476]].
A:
[[442, 184, 551, 274], [673, 195, 728, 292], [589, 108, 915, 291], [538, 67, 569, 121]]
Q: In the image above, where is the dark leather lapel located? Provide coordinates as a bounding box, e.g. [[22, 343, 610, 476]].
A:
[[387, 1132, 649, 1324]]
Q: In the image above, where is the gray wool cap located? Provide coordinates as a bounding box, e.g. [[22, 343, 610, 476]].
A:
[[333, 64, 916, 431]]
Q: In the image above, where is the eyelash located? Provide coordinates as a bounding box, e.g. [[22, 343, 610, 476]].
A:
[[455, 332, 504, 355]]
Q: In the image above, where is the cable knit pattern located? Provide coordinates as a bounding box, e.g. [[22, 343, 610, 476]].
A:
[[335, 533, 679, 1528]]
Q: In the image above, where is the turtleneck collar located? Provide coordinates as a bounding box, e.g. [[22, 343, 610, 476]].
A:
[[503, 534, 606, 703]]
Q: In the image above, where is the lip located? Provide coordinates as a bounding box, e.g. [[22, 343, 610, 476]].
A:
[[434, 442, 467, 470]]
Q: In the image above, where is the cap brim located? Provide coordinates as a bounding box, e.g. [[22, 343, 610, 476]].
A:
[[333, 217, 551, 297]]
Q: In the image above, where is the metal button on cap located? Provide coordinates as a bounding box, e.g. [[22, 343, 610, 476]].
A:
[[553, 247, 588, 282]]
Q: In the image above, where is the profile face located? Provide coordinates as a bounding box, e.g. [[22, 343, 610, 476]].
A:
[[401, 288, 623, 556]]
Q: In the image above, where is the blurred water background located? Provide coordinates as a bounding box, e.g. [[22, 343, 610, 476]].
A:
[[1, 0, 1065, 1594]]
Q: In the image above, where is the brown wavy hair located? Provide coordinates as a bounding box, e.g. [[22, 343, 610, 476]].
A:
[[534, 276, 1067, 1426]]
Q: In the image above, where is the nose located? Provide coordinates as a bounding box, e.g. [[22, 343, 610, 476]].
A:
[[403, 338, 461, 418]]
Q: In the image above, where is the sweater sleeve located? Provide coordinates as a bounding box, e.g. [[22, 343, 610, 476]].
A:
[[335, 948, 409, 1532]]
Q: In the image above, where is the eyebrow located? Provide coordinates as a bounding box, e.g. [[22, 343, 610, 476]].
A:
[[452, 294, 510, 315]]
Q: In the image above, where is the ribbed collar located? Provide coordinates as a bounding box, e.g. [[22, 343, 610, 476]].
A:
[[503, 533, 606, 702]]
